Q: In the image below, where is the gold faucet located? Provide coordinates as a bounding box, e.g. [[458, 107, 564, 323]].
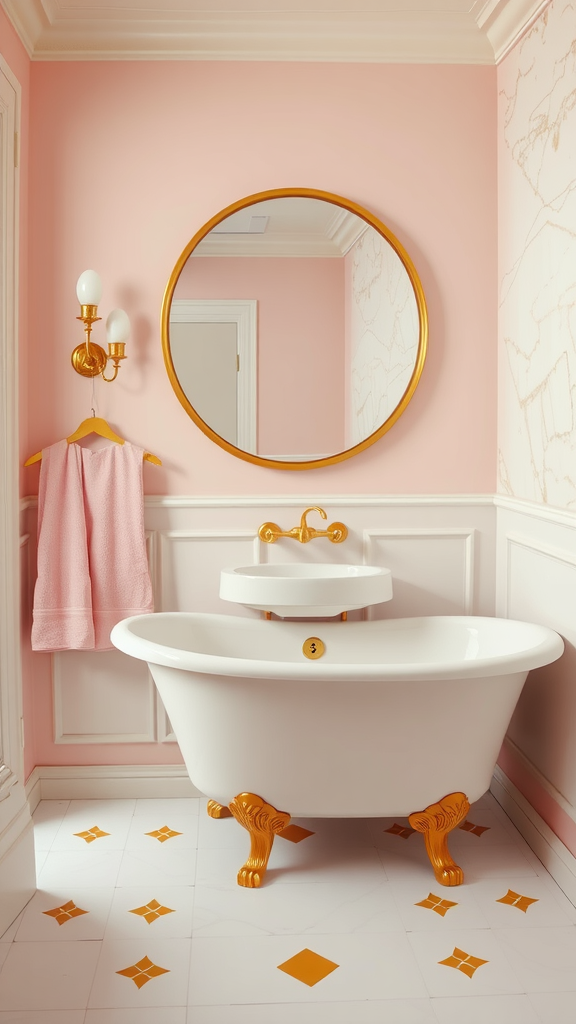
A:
[[258, 507, 348, 544]]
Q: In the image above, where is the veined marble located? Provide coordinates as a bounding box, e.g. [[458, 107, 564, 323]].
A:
[[498, 0, 576, 509], [347, 228, 419, 447]]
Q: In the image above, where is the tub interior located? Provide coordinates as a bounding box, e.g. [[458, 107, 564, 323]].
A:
[[126, 613, 555, 666]]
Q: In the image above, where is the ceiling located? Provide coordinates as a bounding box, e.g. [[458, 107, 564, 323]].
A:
[[1, 0, 548, 64]]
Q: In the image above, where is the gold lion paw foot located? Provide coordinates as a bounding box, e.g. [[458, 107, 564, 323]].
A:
[[237, 867, 264, 888], [228, 792, 290, 889], [409, 791, 469, 888], [436, 863, 464, 886]]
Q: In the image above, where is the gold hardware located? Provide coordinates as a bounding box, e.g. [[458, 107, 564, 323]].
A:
[[302, 637, 325, 660], [341, 611, 347, 621], [264, 611, 272, 620], [228, 792, 290, 888], [207, 799, 233, 819], [409, 792, 470, 887], [259, 507, 348, 544], [161, 187, 428, 471]]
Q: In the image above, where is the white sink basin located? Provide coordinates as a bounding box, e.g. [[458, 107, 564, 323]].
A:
[[219, 563, 393, 617]]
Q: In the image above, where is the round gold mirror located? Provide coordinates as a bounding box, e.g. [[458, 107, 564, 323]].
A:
[[161, 188, 428, 470]]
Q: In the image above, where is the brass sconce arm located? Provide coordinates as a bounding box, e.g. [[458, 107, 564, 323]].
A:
[[259, 507, 348, 544]]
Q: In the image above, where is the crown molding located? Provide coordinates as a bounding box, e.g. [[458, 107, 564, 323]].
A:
[[0, 0, 498, 63], [1, 0, 549, 64], [475, 0, 552, 61]]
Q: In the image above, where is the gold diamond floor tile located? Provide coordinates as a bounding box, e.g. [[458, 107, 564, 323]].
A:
[[438, 947, 489, 978], [496, 889, 539, 913], [43, 900, 89, 926], [278, 824, 315, 844], [415, 893, 459, 917], [459, 820, 491, 837], [277, 947, 340, 987], [116, 954, 171, 989], [129, 899, 176, 924], [385, 823, 416, 839], [145, 826, 183, 843], [74, 826, 110, 844]]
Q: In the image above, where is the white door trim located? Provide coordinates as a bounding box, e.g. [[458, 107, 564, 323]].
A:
[[0, 55, 23, 798], [170, 298, 257, 453]]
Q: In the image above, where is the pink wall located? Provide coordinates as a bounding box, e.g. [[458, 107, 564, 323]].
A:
[[175, 256, 345, 455], [25, 60, 497, 496]]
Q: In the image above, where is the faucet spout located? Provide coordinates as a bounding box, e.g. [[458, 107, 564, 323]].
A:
[[299, 506, 327, 542]]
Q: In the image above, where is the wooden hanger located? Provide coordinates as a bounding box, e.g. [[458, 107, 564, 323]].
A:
[[24, 416, 161, 466]]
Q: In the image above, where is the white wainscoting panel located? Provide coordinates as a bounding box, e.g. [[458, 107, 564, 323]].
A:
[[53, 650, 157, 744], [158, 530, 261, 614], [364, 528, 475, 618], [496, 498, 576, 826]]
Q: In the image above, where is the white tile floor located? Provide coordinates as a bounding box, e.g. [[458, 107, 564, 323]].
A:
[[1, 792, 576, 1022]]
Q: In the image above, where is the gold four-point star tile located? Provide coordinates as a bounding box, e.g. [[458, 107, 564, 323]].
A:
[[415, 892, 458, 917], [496, 888, 539, 913], [278, 824, 315, 843], [459, 820, 490, 837], [117, 955, 170, 989], [439, 947, 489, 978], [277, 948, 339, 987], [129, 898, 176, 924], [74, 826, 110, 843], [43, 900, 89, 926], [145, 826, 183, 843], [385, 822, 416, 839]]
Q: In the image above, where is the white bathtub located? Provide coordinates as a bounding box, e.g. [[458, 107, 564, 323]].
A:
[[111, 612, 563, 818]]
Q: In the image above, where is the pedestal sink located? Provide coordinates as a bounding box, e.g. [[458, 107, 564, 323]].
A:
[[219, 563, 393, 617]]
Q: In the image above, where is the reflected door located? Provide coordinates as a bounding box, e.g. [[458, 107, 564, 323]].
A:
[[170, 320, 238, 446]]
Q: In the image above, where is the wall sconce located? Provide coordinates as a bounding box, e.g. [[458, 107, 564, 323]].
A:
[[71, 270, 130, 383]]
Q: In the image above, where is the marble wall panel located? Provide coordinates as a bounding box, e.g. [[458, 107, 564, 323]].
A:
[[498, 0, 576, 509]]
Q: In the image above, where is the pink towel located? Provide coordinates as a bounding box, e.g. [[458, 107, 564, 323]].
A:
[[31, 439, 153, 651]]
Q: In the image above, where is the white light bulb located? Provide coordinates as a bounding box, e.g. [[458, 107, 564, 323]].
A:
[[76, 270, 102, 305], [106, 308, 130, 344]]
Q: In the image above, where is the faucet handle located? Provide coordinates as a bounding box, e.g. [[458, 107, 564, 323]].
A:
[[327, 522, 348, 543]]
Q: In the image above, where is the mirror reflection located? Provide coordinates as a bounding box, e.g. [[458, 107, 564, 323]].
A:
[[162, 190, 427, 469]]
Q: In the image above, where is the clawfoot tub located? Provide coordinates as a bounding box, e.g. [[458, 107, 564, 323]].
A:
[[111, 613, 563, 888]]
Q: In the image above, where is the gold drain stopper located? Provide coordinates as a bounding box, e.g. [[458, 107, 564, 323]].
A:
[[302, 637, 325, 660]]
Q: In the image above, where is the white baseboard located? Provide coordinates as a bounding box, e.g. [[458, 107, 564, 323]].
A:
[[26, 764, 201, 811], [491, 765, 576, 905]]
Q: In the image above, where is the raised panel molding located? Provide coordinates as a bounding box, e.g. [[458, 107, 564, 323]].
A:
[[363, 527, 476, 617], [158, 529, 261, 614], [502, 531, 576, 622], [53, 650, 157, 745]]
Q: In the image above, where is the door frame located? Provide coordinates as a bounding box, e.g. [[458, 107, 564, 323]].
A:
[[0, 54, 23, 799], [170, 299, 257, 453]]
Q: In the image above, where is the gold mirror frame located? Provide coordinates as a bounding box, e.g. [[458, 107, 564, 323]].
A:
[[161, 187, 428, 470]]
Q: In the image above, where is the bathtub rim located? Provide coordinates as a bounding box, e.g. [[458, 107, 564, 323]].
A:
[[110, 612, 565, 683]]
